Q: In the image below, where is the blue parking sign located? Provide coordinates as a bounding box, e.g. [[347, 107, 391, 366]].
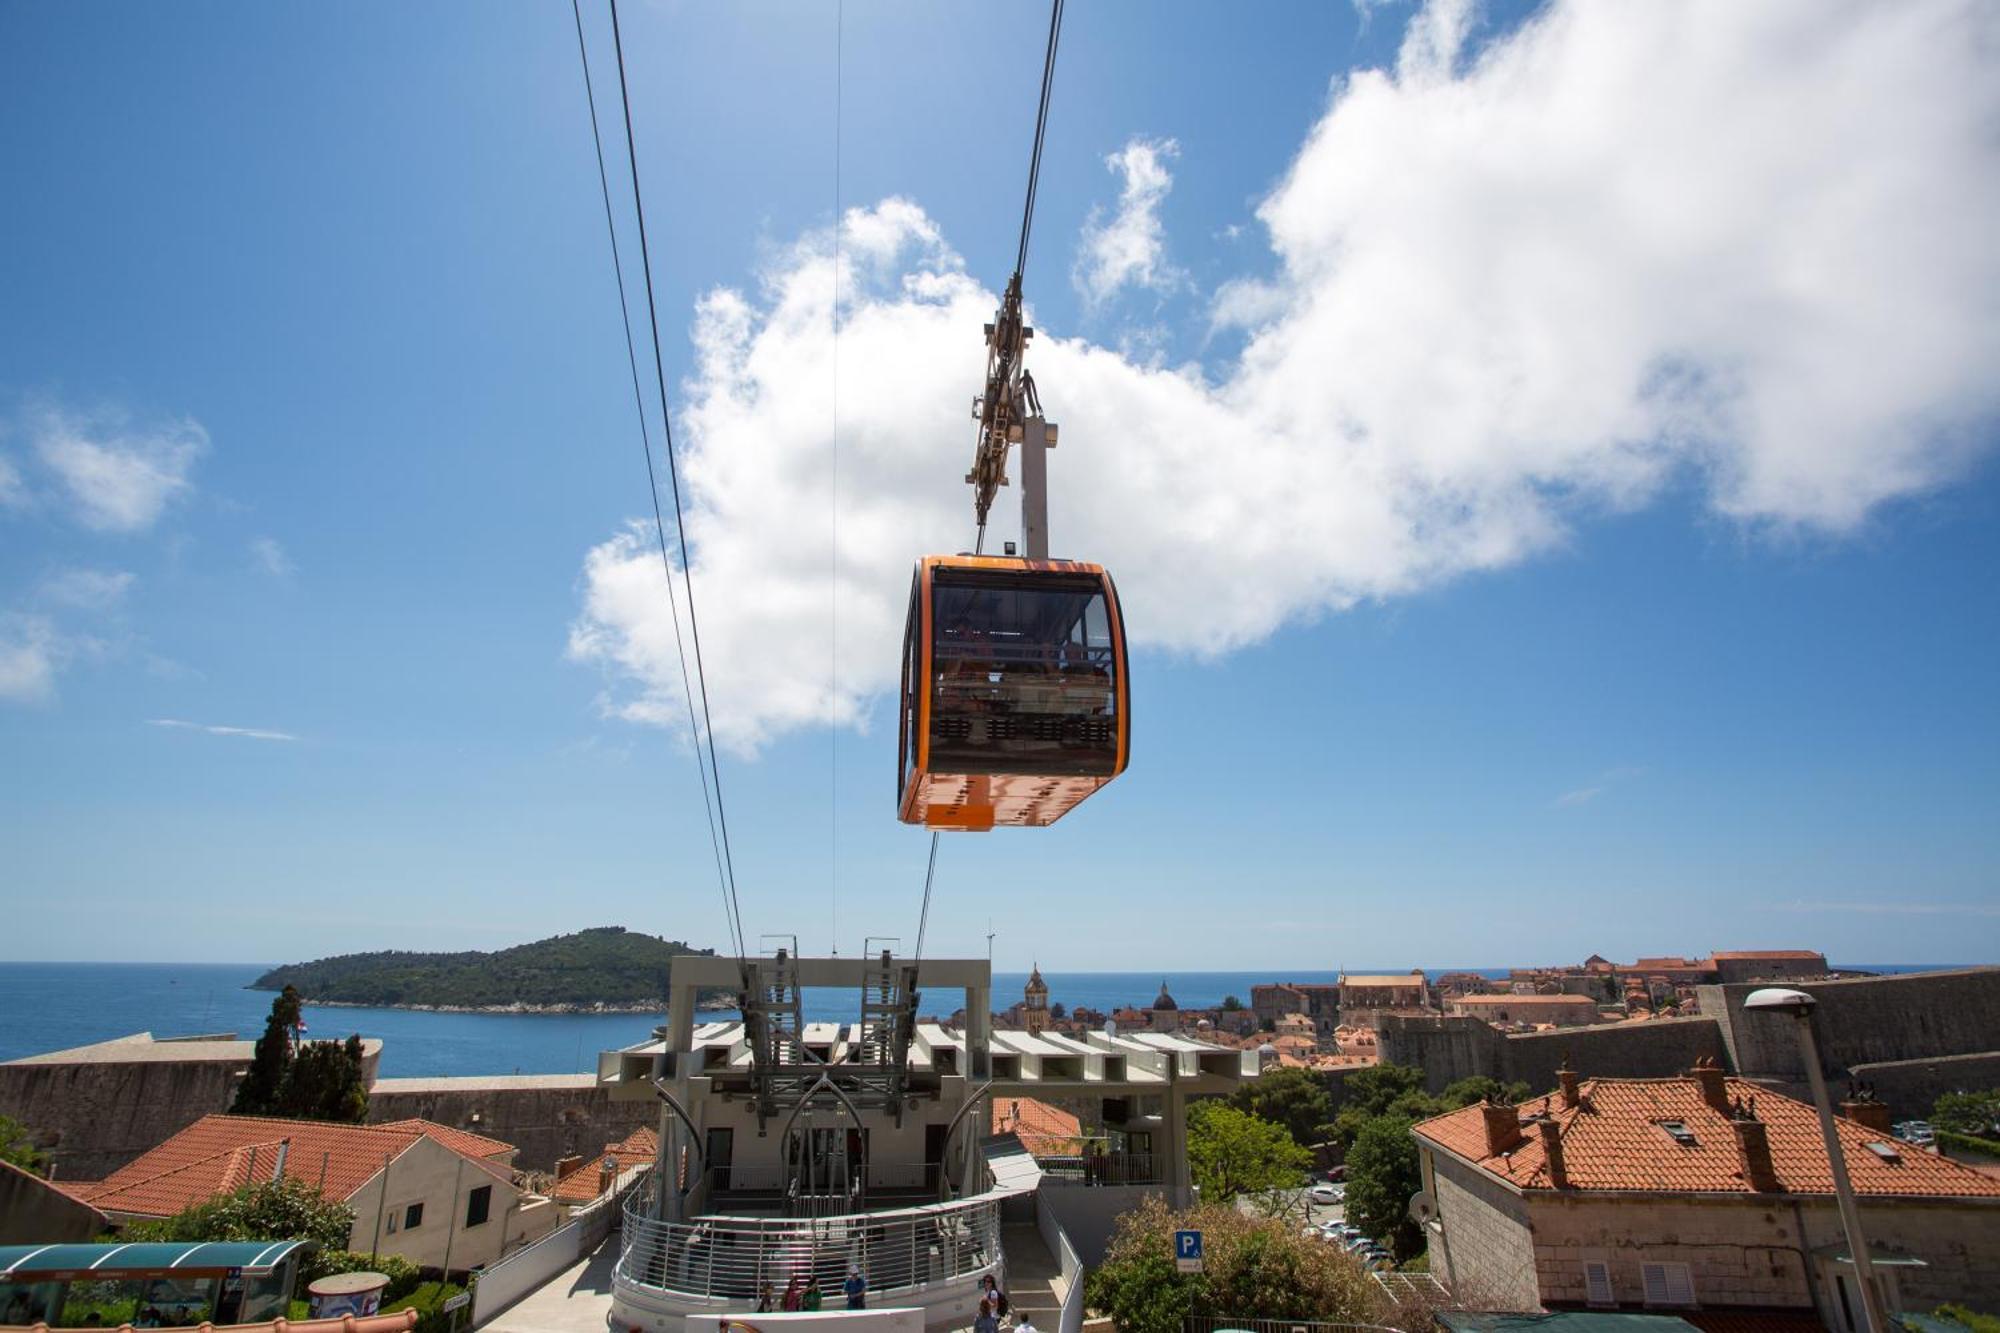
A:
[[1175, 1229, 1203, 1272]]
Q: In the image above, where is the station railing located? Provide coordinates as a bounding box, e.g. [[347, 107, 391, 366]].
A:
[[617, 1187, 1003, 1303], [1032, 1151, 1159, 1186]]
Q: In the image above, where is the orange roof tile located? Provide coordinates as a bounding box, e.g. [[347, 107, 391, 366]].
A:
[[992, 1096, 1083, 1154], [76, 1114, 517, 1218], [1414, 1076, 2000, 1199], [372, 1118, 517, 1160], [550, 1126, 658, 1204]]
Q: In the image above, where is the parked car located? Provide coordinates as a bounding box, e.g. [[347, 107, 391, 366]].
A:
[[1343, 1234, 1376, 1254], [1308, 1183, 1344, 1204], [1323, 1166, 1348, 1182]]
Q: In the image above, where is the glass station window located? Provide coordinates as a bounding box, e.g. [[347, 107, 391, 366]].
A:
[[928, 569, 1119, 776]]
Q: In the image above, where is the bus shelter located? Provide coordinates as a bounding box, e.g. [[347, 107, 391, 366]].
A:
[[0, 1241, 311, 1328]]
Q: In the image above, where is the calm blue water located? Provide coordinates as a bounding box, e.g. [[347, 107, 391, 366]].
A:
[[0, 961, 1966, 1077]]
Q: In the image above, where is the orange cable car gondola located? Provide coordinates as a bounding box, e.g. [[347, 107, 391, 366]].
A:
[[897, 552, 1129, 830]]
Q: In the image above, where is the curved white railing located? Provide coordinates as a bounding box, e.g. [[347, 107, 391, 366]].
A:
[[616, 1190, 1004, 1304]]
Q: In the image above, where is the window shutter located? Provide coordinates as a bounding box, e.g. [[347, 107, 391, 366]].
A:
[[1642, 1262, 1695, 1307], [1585, 1262, 1614, 1306]]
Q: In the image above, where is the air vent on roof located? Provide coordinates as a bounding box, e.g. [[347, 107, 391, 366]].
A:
[[1864, 1141, 1902, 1162], [1657, 1120, 1698, 1146]]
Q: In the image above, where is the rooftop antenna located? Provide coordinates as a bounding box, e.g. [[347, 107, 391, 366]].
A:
[[986, 920, 996, 964]]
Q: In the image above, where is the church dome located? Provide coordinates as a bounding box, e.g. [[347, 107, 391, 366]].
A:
[[1026, 964, 1048, 996], [1153, 980, 1178, 1011]]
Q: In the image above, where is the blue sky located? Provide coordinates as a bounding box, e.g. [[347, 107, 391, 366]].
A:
[[3, 0, 1996, 970]]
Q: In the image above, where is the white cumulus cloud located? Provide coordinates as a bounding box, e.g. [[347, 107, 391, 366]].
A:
[[32, 408, 205, 532], [0, 616, 63, 704], [37, 567, 136, 610], [1074, 136, 1184, 305], [573, 0, 2000, 754], [250, 536, 295, 577]]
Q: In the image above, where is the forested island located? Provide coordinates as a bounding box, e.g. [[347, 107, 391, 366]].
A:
[[250, 926, 731, 1012]]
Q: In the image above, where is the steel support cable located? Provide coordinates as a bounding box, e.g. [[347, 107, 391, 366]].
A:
[[607, 0, 749, 964], [570, 0, 740, 962], [975, 0, 1064, 558]]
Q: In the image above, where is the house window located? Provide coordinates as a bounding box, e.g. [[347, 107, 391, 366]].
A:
[[404, 1202, 425, 1231], [1642, 1261, 1695, 1307], [466, 1184, 492, 1228], [386, 1212, 399, 1235], [1585, 1261, 1615, 1307]]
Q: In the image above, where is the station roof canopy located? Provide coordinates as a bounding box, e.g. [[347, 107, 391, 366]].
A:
[[0, 1239, 313, 1281]]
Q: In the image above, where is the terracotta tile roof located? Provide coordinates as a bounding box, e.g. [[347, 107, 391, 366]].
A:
[[372, 1118, 517, 1160], [1455, 994, 1597, 1006], [1340, 974, 1427, 988], [550, 1126, 658, 1204], [992, 1096, 1083, 1154], [1414, 1075, 2000, 1199], [75, 1114, 517, 1218]]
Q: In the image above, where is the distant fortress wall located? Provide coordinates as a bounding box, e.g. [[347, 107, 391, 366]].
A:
[[1375, 1013, 1724, 1094], [1377, 967, 2000, 1123], [0, 1055, 251, 1181], [366, 1075, 655, 1172]]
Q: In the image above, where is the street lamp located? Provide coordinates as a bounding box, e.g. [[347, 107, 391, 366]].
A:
[[1743, 987, 1888, 1333]]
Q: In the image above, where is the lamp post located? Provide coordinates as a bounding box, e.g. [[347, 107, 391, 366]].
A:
[[1744, 987, 1888, 1333]]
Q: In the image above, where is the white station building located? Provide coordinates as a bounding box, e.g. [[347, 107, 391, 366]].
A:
[[595, 951, 1259, 1331]]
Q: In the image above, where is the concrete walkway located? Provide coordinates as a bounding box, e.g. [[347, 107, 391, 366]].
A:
[[1001, 1222, 1068, 1327], [482, 1235, 617, 1332]]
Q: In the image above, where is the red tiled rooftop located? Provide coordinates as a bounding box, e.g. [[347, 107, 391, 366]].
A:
[[550, 1126, 658, 1204], [992, 1096, 1083, 1153], [372, 1118, 518, 1160], [75, 1114, 517, 1218], [1414, 1075, 2000, 1199]]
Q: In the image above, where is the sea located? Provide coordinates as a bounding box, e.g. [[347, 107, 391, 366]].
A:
[[0, 961, 1970, 1079]]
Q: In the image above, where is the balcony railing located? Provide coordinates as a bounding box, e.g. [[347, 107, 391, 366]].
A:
[[617, 1188, 1003, 1303], [1033, 1151, 1160, 1186], [703, 1159, 950, 1198]]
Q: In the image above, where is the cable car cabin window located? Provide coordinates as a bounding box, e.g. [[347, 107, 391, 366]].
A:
[[928, 570, 1119, 777]]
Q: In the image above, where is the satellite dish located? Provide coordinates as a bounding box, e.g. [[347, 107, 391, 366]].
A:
[[602, 1154, 619, 1174], [1408, 1190, 1436, 1224], [1104, 1019, 1118, 1038]]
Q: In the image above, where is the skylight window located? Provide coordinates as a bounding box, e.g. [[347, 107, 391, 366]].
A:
[[1657, 1120, 1698, 1146], [1864, 1141, 1902, 1162]]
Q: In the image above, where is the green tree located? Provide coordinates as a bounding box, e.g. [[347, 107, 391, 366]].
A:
[[1345, 1115, 1425, 1259], [1440, 1076, 1531, 1110], [1933, 1090, 2000, 1140], [1188, 1102, 1313, 1202], [1230, 1066, 1333, 1146], [1331, 1064, 1445, 1149], [123, 1176, 354, 1251], [0, 1113, 49, 1175], [1220, 994, 1244, 1012], [233, 986, 302, 1115], [273, 1035, 369, 1124], [1085, 1197, 1383, 1333]]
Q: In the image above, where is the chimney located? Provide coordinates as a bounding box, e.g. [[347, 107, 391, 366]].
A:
[[1557, 1061, 1581, 1110], [1691, 1056, 1729, 1114], [1535, 1117, 1569, 1189], [598, 1161, 617, 1195], [1480, 1100, 1524, 1156], [1731, 1107, 1780, 1192], [1841, 1098, 1892, 1134], [554, 1154, 584, 1180]]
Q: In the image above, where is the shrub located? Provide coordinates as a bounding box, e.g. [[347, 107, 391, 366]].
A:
[[122, 1177, 353, 1252], [1085, 1197, 1383, 1333]]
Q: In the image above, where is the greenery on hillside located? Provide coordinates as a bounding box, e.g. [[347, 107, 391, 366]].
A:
[[1, 1113, 49, 1175], [251, 926, 718, 1008]]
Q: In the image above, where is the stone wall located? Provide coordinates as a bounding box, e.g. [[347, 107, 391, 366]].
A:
[[1700, 967, 2000, 1082], [1846, 1052, 2000, 1124], [365, 1075, 656, 1173], [1523, 1190, 2000, 1316], [1424, 1149, 1540, 1312], [1377, 1014, 1724, 1095], [0, 1058, 246, 1181], [0, 1158, 106, 1243]]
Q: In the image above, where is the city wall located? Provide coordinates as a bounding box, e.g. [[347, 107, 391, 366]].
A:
[[0, 1058, 249, 1181], [366, 1075, 656, 1173], [1700, 967, 2000, 1081], [1376, 1014, 1725, 1095]]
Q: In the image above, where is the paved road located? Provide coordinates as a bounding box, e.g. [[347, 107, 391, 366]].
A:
[[482, 1237, 616, 1332]]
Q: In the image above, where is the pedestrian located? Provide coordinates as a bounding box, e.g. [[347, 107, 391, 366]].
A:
[[974, 1298, 1000, 1333], [1016, 1317, 1040, 1333], [983, 1274, 1009, 1321], [781, 1276, 803, 1311], [844, 1265, 868, 1309], [756, 1282, 774, 1313], [803, 1276, 824, 1311]]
